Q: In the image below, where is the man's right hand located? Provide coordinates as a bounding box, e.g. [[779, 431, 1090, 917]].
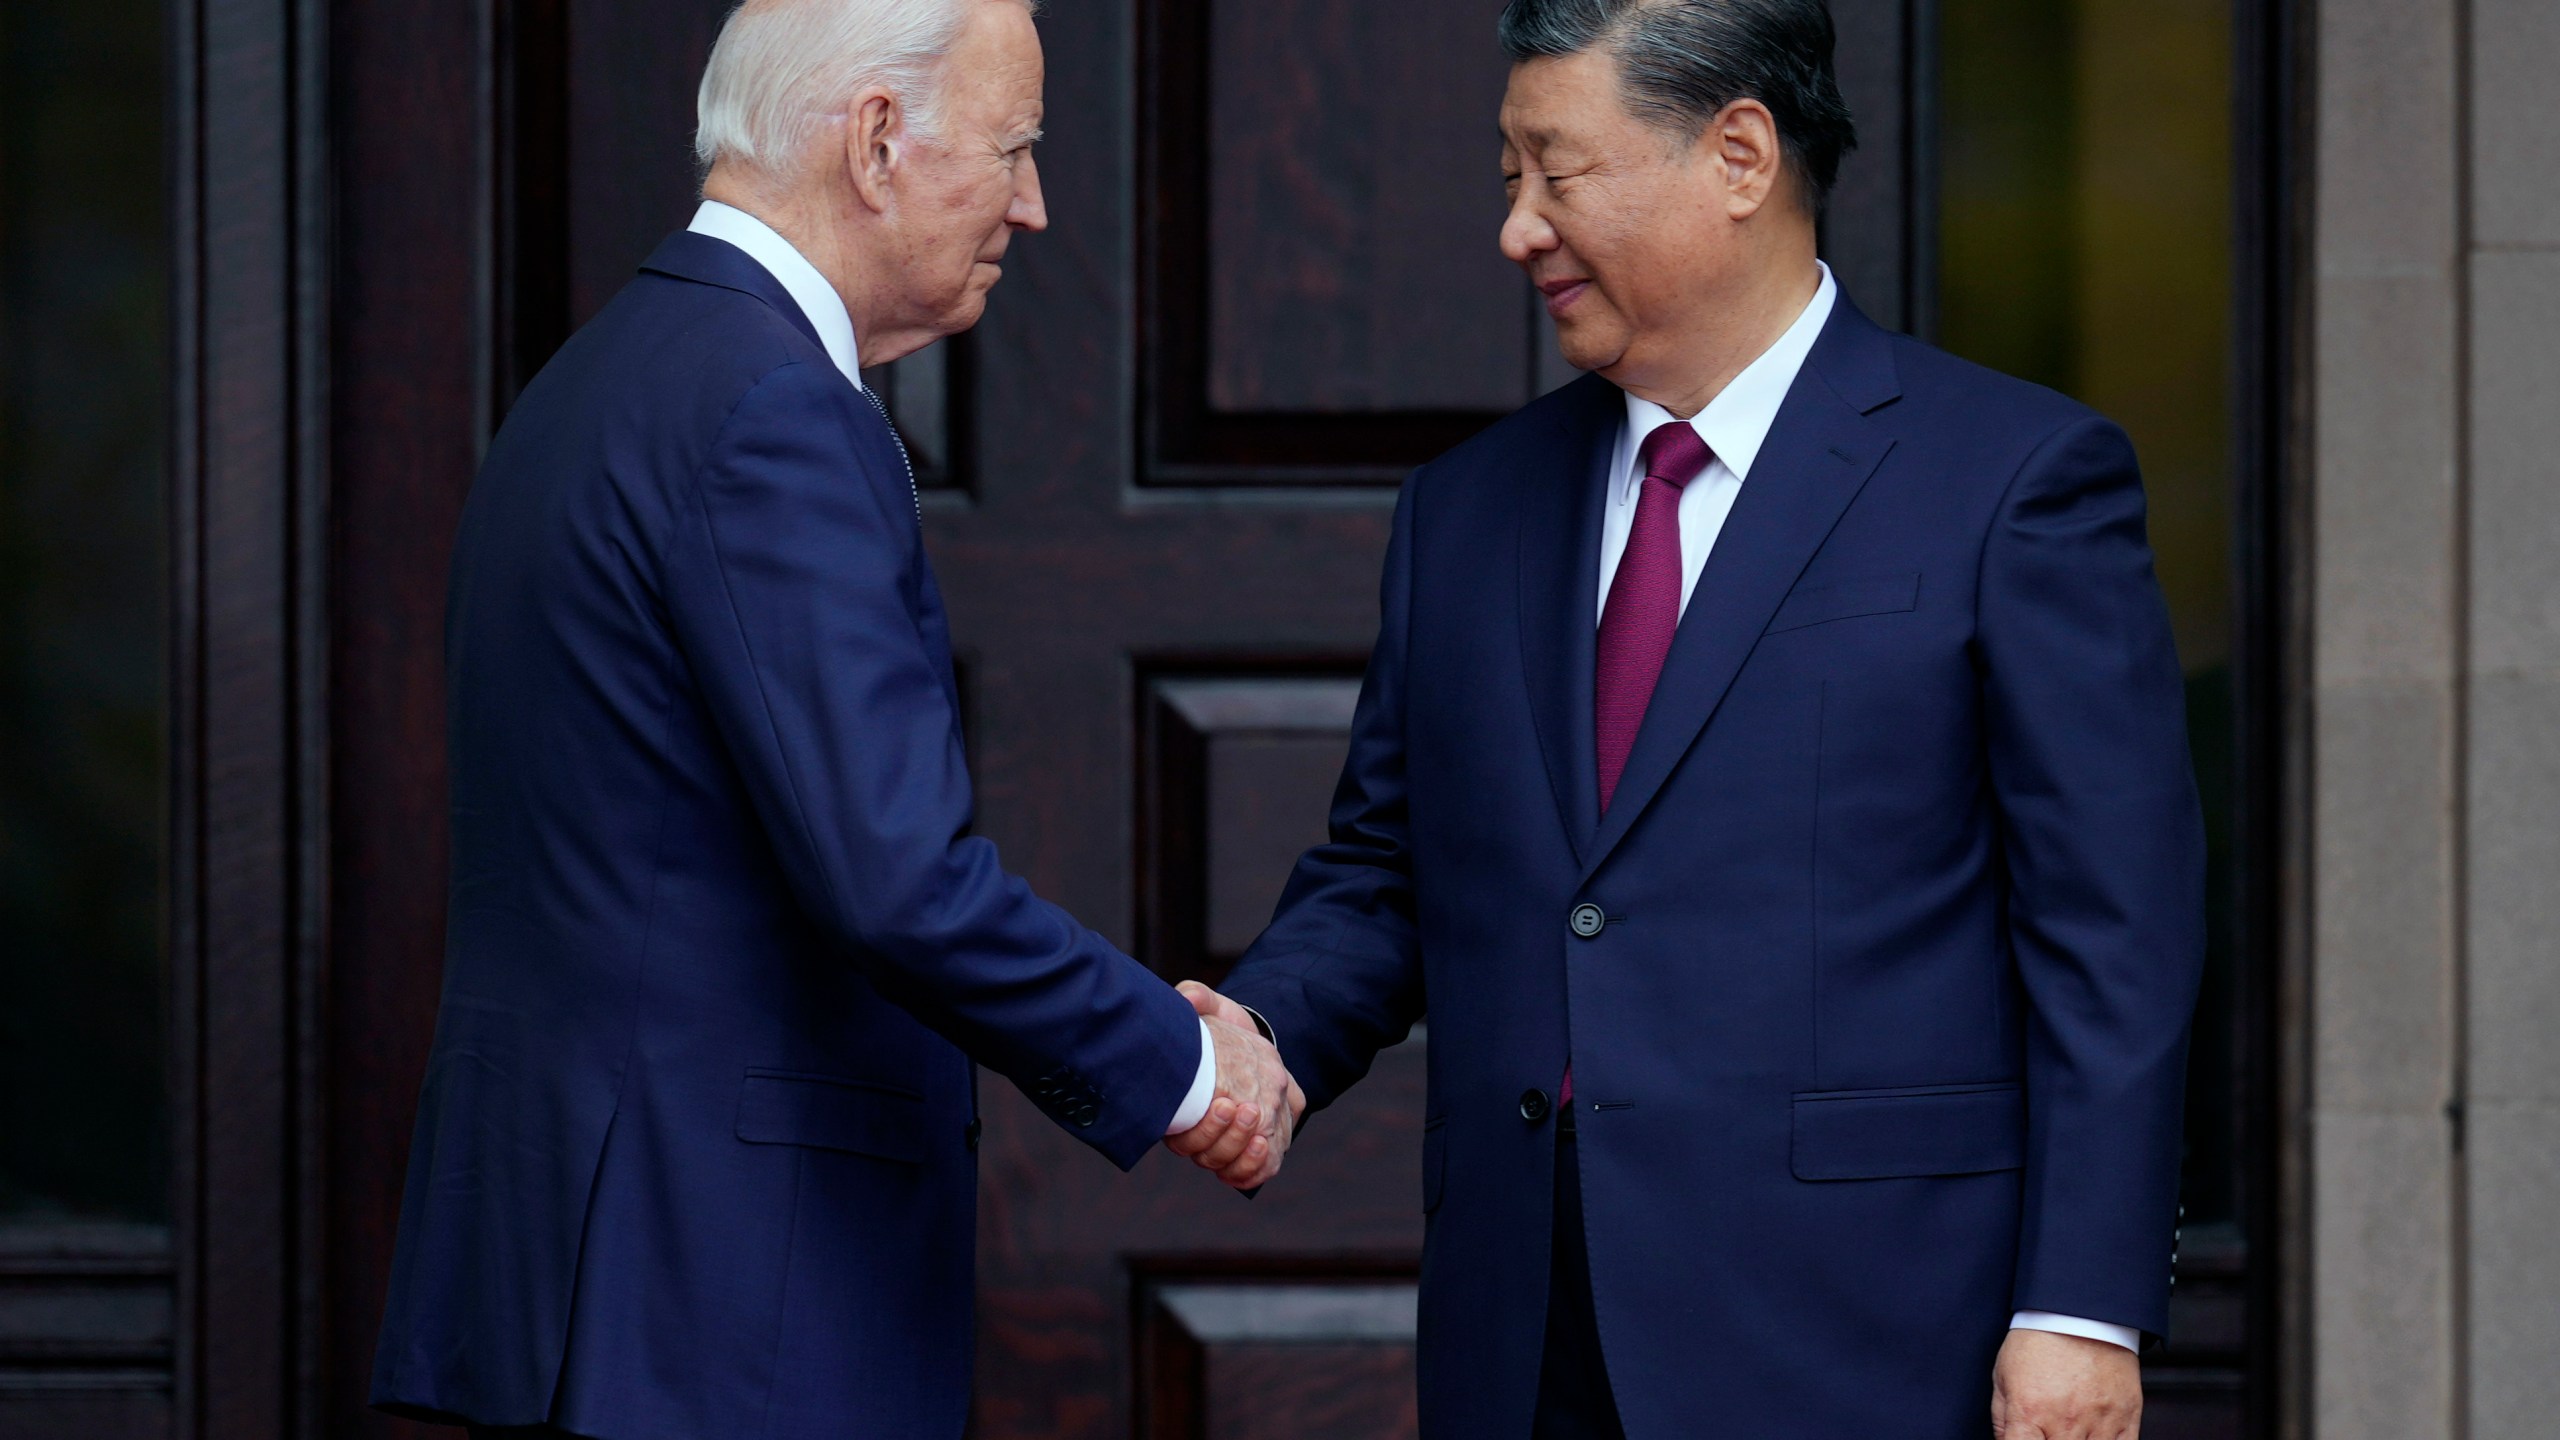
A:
[[1162, 984, 1303, 1190]]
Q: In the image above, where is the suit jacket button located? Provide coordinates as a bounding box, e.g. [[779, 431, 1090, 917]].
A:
[[965, 1119, 983, 1152], [1570, 904, 1606, 939], [1520, 1089, 1552, 1123]]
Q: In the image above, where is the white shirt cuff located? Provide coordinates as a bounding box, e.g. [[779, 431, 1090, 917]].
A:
[[2010, 1311, 2142, 1353], [1165, 1017, 1219, 1135]]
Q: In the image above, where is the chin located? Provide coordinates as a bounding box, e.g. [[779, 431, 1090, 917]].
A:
[[942, 295, 991, 337], [1554, 322, 1627, 376]]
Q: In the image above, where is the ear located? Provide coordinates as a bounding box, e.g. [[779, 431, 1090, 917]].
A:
[[843, 86, 903, 216], [1710, 98, 1784, 220]]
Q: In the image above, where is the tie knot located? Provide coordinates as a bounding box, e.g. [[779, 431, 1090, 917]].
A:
[[1637, 420, 1713, 491]]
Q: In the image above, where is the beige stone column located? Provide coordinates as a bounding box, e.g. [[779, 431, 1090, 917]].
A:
[[2463, 0, 2560, 1431], [2307, 0, 2463, 1434], [2308, 0, 2560, 1434]]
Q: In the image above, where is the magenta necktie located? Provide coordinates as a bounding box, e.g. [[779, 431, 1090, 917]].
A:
[[1566, 422, 1710, 1109], [1595, 421, 1713, 812]]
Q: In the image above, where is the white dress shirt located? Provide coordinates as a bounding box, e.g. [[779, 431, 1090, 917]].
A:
[[686, 200, 1221, 1137], [1594, 263, 1836, 622], [1591, 261, 2140, 1356], [688, 201, 867, 389]]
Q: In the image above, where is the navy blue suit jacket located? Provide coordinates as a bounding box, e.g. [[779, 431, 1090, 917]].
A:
[[1220, 294, 2206, 1439], [371, 232, 1202, 1440]]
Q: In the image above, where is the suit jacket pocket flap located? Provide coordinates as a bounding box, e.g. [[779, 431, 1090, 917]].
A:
[[1766, 573, 1922, 634], [736, 1071, 929, 1164], [1790, 1083, 2023, 1180]]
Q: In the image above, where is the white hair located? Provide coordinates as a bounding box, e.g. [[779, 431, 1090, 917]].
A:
[[694, 0, 1033, 180]]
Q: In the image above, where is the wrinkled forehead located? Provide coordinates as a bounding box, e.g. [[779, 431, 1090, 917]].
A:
[[943, 0, 1047, 127]]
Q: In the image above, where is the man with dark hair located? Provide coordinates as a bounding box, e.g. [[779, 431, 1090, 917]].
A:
[[1183, 0, 2201, 1435]]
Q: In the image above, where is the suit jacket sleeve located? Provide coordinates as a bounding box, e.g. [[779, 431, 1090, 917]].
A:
[[1976, 415, 2207, 1341], [661, 360, 1200, 1169], [1218, 479, 1427, 1114]]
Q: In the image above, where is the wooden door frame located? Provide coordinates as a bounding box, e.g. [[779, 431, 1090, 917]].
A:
[[2249, 0, 2313, 1433], [168, 0, 333, 1433], [170, 0, 485, 1433]]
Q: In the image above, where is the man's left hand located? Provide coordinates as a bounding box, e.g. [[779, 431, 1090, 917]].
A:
[[1992, 1328, 2143, 1440]]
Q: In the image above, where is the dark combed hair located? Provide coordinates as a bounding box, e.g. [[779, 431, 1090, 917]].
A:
[[1498, 0, 1858, 214]]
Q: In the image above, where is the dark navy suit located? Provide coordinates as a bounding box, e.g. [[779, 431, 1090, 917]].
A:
[[371, 232, 1202, 1440], [1220, 294, 2205, 1438]]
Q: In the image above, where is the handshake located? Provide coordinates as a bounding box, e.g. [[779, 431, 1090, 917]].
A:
[[1161, 981, 1306, 1191]]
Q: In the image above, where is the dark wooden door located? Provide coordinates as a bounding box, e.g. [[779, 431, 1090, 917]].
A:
[[316, 1, 1924, 1436]]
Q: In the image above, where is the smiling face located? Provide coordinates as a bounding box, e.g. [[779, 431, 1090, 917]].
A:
[[1499, 46, 1779, 394], [873, 0, 1049, 344]]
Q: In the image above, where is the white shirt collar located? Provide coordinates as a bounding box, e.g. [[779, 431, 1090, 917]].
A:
[[686, 200, 865, 390], [1618, 260, 1837, 498]]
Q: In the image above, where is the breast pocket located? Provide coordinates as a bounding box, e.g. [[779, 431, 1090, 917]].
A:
[[735, 1069, 930, 1165], [1765, 573, 1922, 635]]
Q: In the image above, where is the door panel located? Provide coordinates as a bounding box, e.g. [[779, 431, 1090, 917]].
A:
[[1139, 1283, 1422, 1440], [1140, 0, 1537, 481], [1138, 674, 1362, 985], [1201, 1, 1524, 416]]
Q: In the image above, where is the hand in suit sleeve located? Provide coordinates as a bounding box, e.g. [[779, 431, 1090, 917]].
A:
[[1214, 480, 1428, 1115], [662, 361, 1203, 1169], [1976, 416, 2207, 1342]]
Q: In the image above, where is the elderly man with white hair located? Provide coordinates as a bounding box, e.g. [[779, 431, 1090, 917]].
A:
[[367, 2, 1299, 1436]]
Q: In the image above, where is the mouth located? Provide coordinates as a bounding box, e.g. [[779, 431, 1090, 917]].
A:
[[1539, 277, 1592, 317]]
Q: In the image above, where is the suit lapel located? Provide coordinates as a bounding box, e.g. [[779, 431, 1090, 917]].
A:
[[1516, 375, 1623, 867], [1580, 298, 1904, 879]]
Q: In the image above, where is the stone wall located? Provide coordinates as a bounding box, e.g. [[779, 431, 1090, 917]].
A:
[[2308, 0, 2560, 1433]]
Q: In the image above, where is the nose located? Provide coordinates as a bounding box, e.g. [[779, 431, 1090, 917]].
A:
[[1500, 187, 1555, 267], [1010, 152, 1050, 234]]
